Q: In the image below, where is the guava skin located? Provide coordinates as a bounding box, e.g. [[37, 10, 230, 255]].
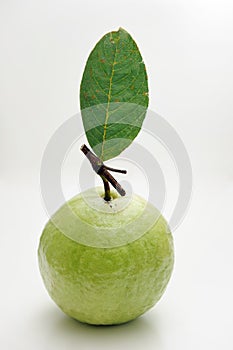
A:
[[38, 188, 174, 325]]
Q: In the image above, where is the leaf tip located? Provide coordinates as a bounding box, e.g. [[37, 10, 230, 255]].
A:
[[118, 27, 129, 34]]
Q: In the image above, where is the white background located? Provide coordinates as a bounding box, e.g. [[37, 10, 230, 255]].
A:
[[1, 0, 233, 349]]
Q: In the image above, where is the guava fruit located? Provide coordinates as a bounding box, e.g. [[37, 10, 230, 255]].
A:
[[38, 187, 174, 325]]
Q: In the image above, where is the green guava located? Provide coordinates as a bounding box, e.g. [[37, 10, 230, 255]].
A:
[[38, 187, 174, 325]]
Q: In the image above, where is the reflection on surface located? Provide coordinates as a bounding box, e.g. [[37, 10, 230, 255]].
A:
[[35, 303, 163, 350]]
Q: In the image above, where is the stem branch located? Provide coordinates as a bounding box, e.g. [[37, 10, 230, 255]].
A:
[[80, 144, 127, 201]]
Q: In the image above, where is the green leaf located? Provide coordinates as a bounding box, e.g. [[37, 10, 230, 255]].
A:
[[80, 28, 149, 161]]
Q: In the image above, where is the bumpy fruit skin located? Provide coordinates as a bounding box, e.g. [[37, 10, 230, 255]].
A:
[[38, 188, 174, 325]]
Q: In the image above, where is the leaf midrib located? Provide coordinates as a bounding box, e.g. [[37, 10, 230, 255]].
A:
[[100, 35, 119, 160]]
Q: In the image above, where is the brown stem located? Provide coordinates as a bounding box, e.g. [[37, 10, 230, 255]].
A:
[[100, 176, 111, 201], [101, 167, 126, 196], [104, 165, 127, 174], [80, 144, 126, 200]]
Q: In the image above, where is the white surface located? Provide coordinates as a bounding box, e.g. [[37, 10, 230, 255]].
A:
[[1, 0, 233, 349]]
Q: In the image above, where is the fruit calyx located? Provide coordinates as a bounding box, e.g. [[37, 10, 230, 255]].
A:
[[80, 144, 127, 201]]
